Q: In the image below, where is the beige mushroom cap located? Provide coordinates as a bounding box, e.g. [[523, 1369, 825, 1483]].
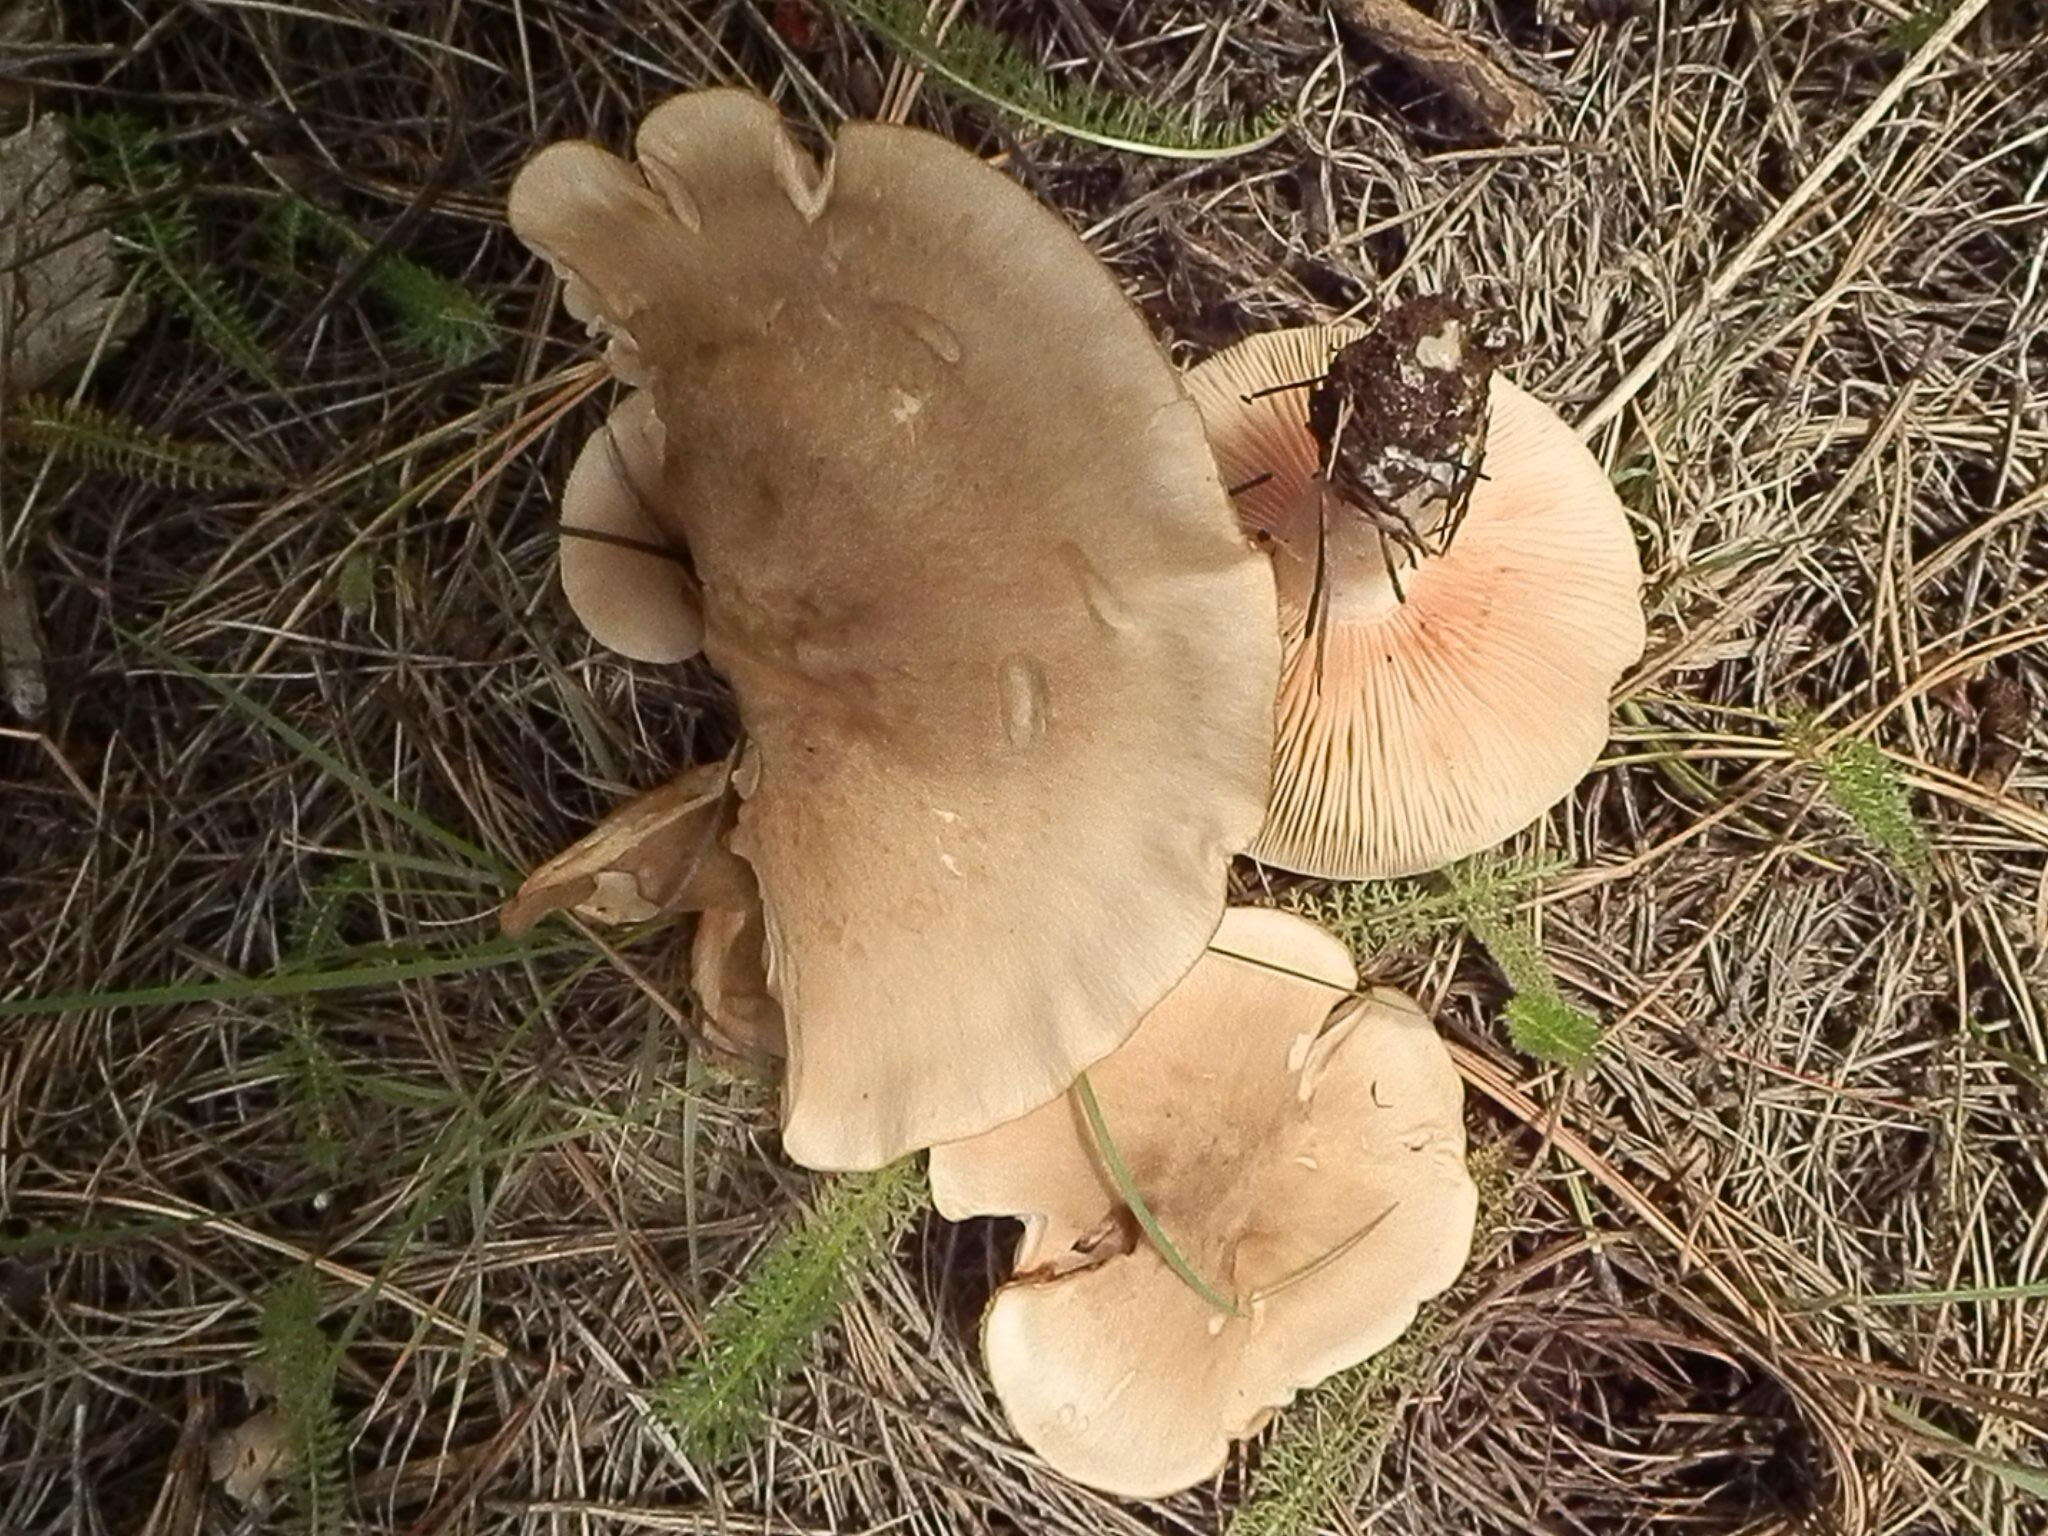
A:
[[508, 91, 1278, 1170], [561, 390, 703, 663], [501, 760, 752, 937], [930, 908, 1475, 1498], [1185, 324, 1646, 881]]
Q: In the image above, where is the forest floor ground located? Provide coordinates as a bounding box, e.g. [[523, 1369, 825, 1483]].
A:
[[3, 2, 2046, 1533]]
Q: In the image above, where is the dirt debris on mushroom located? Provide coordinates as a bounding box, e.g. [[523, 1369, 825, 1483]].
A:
[[1185, 312, 1646, 881], [930, 906, 1476, 1498], [508, 89, 1279, 1170]]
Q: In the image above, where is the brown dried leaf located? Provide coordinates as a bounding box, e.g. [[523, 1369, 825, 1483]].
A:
[[0, 117, 142, 394], [1970, 673, 2030, 791], [208, 1407, 292, 1505]]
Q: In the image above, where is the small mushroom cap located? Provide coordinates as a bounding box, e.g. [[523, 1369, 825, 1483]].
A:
[[501, 761, 752, 937], [931, 908, 1475, 1498], [1186, 324, 1647, 880], [509, 91, 1278, 1169], [561, 391, 702, 663]]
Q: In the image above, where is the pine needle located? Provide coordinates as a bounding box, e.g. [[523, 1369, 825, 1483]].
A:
[[832, 0, 1286, 159], [652, 1161, 924, 1463]]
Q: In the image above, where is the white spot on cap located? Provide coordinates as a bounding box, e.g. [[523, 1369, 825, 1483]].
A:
[[1415, 320, 1465, 372], [997, 654, 1048, 749]]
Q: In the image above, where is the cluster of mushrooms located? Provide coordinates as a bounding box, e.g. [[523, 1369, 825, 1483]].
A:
[[500, 89, 1644, 1498]]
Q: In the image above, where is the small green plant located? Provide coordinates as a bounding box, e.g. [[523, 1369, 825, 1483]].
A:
[[276, 867, 370, 1176], [1226, 1372, 1394, 1536], [4, 395, 271, 488], [334, 551, 376, 617], [1282, 855, 1600, 1069], [1451, 867, 1600, 1070], [71, 113, 279, 385], [272, 196, 497, 366], [833, 0, 1285, 158], [1797, 725, 1933, 885], [1884, 1, 1956, 54], [258, 1268, 347, 1529], [653, 1160, 924, 1461], [1228, 1141, 1514, 1534]]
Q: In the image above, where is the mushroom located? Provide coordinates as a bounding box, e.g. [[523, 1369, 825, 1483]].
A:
[[686, 900, 786, 1070], [560, 390, 703, 663], [508, 90, 1278, 1169], [501, 760, 752, 937], [1184, 318, 1646, 880], [929, 907, 1476, 1498], [504, 759, 787, 1069]]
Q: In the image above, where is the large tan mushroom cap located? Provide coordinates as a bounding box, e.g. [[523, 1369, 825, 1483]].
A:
[[501, 761, 752, 937], [930, 908, 1475, 1498], [561, 390, 702, 663], [508, 91, 1279, 1169], [1185, 324, 1646, 880]]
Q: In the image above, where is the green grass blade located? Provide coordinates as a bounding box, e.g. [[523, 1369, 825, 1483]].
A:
[[0, 934, 576, 1017], [1883, 1401, 2048, 1499], [834, 0, 1286, 159], [121, 629, 507, 877], [1074, 1072, 1239, 1316], [1794, 1278, 2048, 1311]]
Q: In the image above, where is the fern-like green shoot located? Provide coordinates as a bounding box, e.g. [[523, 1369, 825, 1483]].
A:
[[258, 1268, 347, 1530], [277, 196, 497, 366], [1277, 856, 1596, 1066], [276, 867, 367, 1176], [1228, 1141, 1517, 1535], [1280, 855, 1563, 960], [1503, 991, 1600, 1069], [1279, 873, 1472, 957], [1453, 861, 1600, 1070], [653, 1160, 924, 1462], [70, 113, 280, 386], [5, 395, 272, 488], [833, 0, 1285, 158], [1819, 735, 1932, 885], [1228, 1371, 1392, 1536]]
